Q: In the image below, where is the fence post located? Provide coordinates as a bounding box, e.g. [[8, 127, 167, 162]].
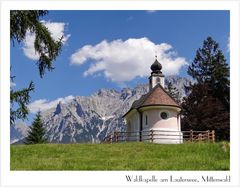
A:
[[198, 133, 200, 142], [113, 132, 115, 143], [190, 130, 193, 142], [212, 130, 215, 142], [116, 132, 119, 142], [207, 130, 210, 142], [150, 129, 154, 143], [110, 134, 113, 144]]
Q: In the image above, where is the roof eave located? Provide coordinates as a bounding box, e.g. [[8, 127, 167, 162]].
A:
[[138, 104, 182, 112]]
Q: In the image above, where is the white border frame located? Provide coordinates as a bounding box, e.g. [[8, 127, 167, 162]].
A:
[[1, 0, 239, 187]]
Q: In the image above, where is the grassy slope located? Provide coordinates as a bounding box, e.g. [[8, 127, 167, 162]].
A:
[[11, 142, 229, 170]]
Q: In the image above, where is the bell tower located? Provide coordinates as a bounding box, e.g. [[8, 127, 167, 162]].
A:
[[149, 56, 165, 90]]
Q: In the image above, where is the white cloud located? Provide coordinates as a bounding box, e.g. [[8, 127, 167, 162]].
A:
[[10, 81, 16, 87], [28, 95, 74, 113], [146, 10, 157, 13], [70, 37, 188, 83], [23, 20, 71, 60]]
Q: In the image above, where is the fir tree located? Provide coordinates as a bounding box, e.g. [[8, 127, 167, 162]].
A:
[[181, 83, 229, 140], [10, 79, 34, 125], [188, 37, 229, 110], [24, 112, 47, 144], [165, 82, 181, 104], [10, 11, 63, 124], [11, 10, 63, 77], [182, 37, 230, 141]]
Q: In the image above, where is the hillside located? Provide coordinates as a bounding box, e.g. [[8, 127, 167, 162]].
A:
[[11, 76, 192, 144], [11, 142, 229, 170]]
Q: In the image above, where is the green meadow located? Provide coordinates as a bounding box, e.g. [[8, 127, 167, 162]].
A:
[[11, 142, 229, 170]]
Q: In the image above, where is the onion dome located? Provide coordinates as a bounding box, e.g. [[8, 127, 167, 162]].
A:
[[150, 59, 162, 73]]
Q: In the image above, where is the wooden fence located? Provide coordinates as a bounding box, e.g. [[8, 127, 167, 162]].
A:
[[102, 130, 215, 143]]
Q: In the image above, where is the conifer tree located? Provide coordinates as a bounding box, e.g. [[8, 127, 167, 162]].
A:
[[11, 10, 63, 77], [181, 83, 230, 140], [187, 37, 230, 110], [24, 112, 47, 144], [182, 37, 230, 141], [10, 80, 34, 125], [10, 11, 63, 124]]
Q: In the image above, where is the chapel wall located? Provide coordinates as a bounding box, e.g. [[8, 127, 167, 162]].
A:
[[142, 108, 179, 131]]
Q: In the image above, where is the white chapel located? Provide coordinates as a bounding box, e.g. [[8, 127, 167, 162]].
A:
[[123, 57, 182, 144]]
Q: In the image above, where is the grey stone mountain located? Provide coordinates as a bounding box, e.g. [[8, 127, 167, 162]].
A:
[[165, 76, 193, 99], [10, 122, 29, 144], [10, 76, 192, 144], [41, 84, 148, 143]]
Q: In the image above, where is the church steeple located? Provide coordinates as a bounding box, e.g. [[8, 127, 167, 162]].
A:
[[149, 56, 165, 90], [151, 58, 162, 74]]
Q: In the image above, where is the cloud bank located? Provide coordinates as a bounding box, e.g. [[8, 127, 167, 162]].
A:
[[23, 20, 71, 60], [70, 37, 188, 83], [28, 95, 74, 113]]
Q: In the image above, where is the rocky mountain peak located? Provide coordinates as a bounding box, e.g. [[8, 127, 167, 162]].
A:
[[54, 102, 64, 115]]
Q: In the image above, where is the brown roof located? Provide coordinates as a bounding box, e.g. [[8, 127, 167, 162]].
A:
[[123, 84, 180, 117]]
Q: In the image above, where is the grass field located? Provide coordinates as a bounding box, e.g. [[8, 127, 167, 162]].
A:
[[11, 142, 229, 170]]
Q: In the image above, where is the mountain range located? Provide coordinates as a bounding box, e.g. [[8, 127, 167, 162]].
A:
[[11, 76, 192, 144]]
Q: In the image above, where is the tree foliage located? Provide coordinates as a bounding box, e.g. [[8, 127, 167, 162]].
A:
[[181, 83, 229, 140], [182, 37, 230, 141], [187, 37, 230, 110], [24, 112, 47, 144], [11, 11, 48, 42], [10, 78, 34, 125], [11, 10, 63, 77], [10, 10, 63, 124]]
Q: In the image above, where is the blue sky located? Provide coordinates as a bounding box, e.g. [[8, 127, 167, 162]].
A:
[[10, 10, 229, 115]]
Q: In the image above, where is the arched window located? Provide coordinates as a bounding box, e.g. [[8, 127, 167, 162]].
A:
[[156, 77, 160, 84], [127, 121, 132, 141], [145, 115, 148, 126]]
